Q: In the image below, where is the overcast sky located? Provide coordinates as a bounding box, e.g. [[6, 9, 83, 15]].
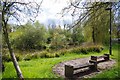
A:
[[36, 0, 73, 27], [8, 0, 118, 27], [7, 0, 73, 27]]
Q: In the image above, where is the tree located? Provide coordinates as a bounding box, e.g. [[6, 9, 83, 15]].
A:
[[11, 21, 47, 50], [0, 13, 2, 75], [84, 3, 111, 44], [62, 1, 120, 28], [72, 26, 84, 45], [62, 1, 120, 44], [1, 1, 42, 79], [48, 26, 66, 50]]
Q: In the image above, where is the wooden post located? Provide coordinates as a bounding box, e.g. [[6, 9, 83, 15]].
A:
[[91, 56, 97, 61], [94, 62, 97, 70], [89, 56, 97, 70], [89, 63, 97, 71], [104, 54, 110, 61], [65, 65, 73, 78]]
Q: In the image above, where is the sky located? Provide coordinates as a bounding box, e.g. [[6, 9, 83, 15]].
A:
[[7, 0, 74, 28], [8, 0, 119, 27], [36, 0, 73, 27], [29, 0, 119, 27]]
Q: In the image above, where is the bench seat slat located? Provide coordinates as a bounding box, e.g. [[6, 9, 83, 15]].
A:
[[97, 55, 107, 59], [74, 63, 93, 70]]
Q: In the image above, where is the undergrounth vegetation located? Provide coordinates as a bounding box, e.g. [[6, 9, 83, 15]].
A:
[[2, 44, 104, 62], [2, 43, 119, 79]]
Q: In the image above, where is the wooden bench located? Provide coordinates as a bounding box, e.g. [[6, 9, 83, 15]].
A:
[[65, 63, 94, 78], [89, 54, 109, 70], [64, 54, 110, 78]]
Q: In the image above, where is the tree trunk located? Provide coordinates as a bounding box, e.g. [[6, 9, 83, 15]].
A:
[[2, 13, 24, 80], [92, 27, 95, 44]]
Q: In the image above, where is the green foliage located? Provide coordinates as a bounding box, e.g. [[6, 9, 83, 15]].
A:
[[39, 51, 50, 58], [83, 3, 115, 45], [2, 45, 104, 62], [72, 27, 85, 45], [23, 54, 32, 61], [2, 49, 23, 62], [44, 44, 103, 58], [72, 45, 103, 54], [54, 52, 60, 57], [48, 26, 68, 50], [10, 21, 48, 50], [2, 53, 11, 62]]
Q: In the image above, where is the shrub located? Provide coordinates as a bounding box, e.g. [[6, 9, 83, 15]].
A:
[[80, 48, 88, 54], [15, 54, 22, 61], [11, 23, 48, 50], [45, 53, 55, 58], [59, 50, 67, 55], [2, 50, 23, 62], [55, 52, 60, 57], [66, 45, 104, 54], [2, 45, 104, 62], [23, 54, 32, 61], [2, 54, 11, 62], [92, 45, 104, 53], [39, 51, 56, 58], [87, 47, 93, 52], [71, 47, 82, 54], [31, 53, 40, 59], [39, 51, 48, 58]]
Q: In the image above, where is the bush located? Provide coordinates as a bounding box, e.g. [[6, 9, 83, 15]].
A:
[[2, 49, 23, 62], [45, 53, 55, 58], [10, 23, 48, 50], [39, 51, 49, 58], [71, 47, 81, 54], [59, 49, 68, 55], [68, 45, 104, 54], [80, 48, 88, 54], [30, 53, 40, 59], [23, 54, 32, 61], [55, 52, 60, 57], [15, 54, 22, 61], [2, 54, 11, 62], [2, 45, 104, 62]]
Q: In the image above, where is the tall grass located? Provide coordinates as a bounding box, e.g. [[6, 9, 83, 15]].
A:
[[2, 44, 104, 62]]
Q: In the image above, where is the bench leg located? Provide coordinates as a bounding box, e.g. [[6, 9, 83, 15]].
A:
[[89, 63, 97, 71], [94, 63, 97, 70], [65, 65, 74, 78], [104, 54, 109, 61]]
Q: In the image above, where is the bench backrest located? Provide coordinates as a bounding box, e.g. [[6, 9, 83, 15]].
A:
[[91, 54, 109, 61], [91, 56, 97, 60]]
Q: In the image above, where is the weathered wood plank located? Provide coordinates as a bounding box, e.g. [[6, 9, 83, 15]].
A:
[[74, 63, 92, 70], [65, 65, 74, 77]]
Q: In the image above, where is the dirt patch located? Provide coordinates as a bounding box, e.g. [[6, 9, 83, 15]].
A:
[[53, 57, 116, 79]]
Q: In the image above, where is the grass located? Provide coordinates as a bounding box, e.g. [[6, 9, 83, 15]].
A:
[[2, 53, 103, 78], [2, 43, 119, 79]]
